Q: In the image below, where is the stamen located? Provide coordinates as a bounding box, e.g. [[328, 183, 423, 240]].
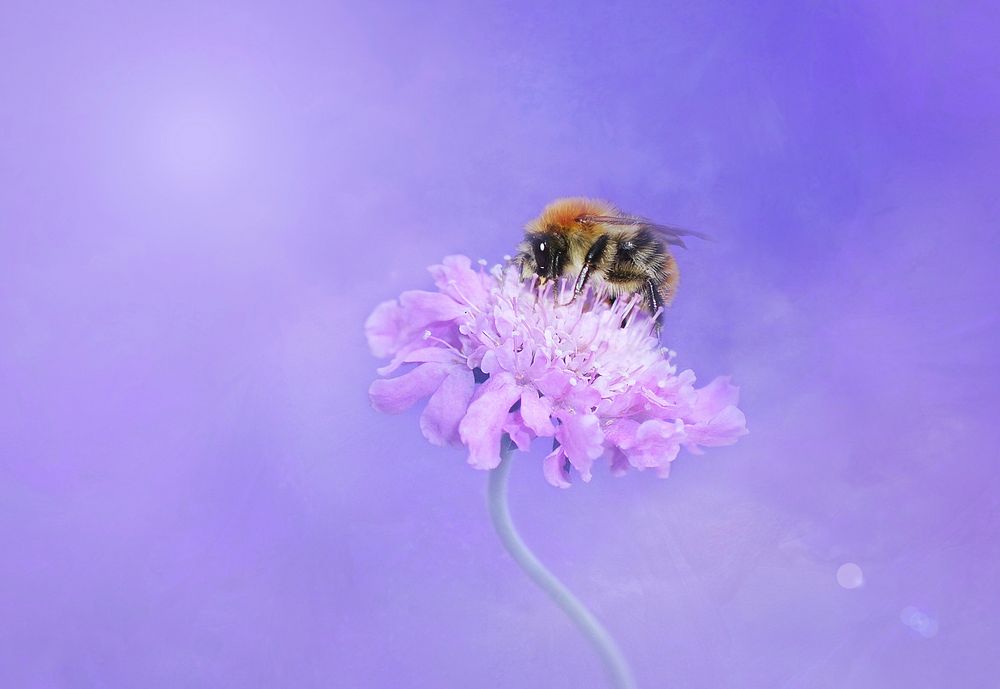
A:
[[423, 332, 465, 358], [447, 279, 483, 314]]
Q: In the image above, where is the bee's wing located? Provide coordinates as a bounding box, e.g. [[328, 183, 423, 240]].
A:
[[580, 214, 708, 248]]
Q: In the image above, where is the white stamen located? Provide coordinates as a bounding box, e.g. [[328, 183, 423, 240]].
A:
[[423, 333, 465, 358], [448, 280, 482, 314]]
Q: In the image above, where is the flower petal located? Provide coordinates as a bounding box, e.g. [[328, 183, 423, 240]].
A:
[[689, 376, 741, 421], [626, 419, 684, 471], [479, 349, 500, 374], [369, 363, 448, 414], [374, 326, 461, 376], [685, 405, 748, 452], [555, 411, 604, 481], [608, 448, 630, 476], [543, 447, 572, 489], [428, 255, 490, 305], [398, 290, 468, 323], [603, 418, 639, 450], [403, 347, 463, 364], [520, 389, 556, 437], [364, 300, 406, 358], [459, 372, 522, 470], [535, 369, 571, 398], [420, 367, 476, 446], [565, 384, 602, 414], [503, 412, 533, 452], [494, 340, 518, 372]]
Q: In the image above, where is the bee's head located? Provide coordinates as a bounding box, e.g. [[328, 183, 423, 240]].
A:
[[522, 230, 568, 280], [521, 197, 616, 280]]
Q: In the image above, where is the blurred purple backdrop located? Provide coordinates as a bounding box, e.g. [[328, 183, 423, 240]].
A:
[[2, 1, 999, 688]]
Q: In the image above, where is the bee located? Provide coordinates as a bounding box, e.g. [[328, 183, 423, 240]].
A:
[[515, 197, 703, 327]]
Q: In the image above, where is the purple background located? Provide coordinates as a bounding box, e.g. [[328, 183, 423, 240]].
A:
[[2, 1, 998, 688]]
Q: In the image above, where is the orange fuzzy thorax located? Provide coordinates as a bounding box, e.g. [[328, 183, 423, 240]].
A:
[[527, 197, 618, 237]]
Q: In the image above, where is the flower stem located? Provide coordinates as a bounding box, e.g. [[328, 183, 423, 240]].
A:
[[487, 437, 638, 689]]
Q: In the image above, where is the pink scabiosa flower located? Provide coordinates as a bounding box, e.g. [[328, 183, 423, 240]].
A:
[[366, 253, 747, 689], [366, 255, 747, 487]]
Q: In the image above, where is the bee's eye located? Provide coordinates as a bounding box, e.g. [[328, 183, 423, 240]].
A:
[[532, 238, 550, 276]]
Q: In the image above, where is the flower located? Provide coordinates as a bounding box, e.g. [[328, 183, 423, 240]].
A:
[[366, 255, 747, 487]]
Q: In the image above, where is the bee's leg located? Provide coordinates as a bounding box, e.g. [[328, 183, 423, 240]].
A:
[[572, 235, 610, 297], [645, 278, 664, 335]]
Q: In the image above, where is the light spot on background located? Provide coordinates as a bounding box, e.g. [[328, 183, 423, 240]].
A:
[[146, 98, 245, 190], [900, 606, 939, 638], [836, 562, 864, 589]]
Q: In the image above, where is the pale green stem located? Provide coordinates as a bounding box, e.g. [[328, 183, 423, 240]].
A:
[[487, 437, 638, 689]]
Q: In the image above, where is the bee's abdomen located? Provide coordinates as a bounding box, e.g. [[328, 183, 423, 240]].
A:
[[608, 229, 666, 274], [605, 227, 678, 308], [659, 252, 680, 305]]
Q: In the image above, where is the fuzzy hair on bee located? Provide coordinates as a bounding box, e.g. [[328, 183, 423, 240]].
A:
[[514, 198, 703, 328]]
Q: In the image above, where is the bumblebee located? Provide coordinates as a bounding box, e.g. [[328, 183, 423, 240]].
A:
[[515, 198, 702, 325]]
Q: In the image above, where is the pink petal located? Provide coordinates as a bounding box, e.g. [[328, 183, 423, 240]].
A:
[[479, 349, 499, 374], [494, 311, 516, 340], [689, 376, 741, 421], [369, 363, 448, 414], [503, 412, 533, 452], [608, 448, 630, 476], [685, 405, 748, 452], [555, 411, 604, 481], [535, 369, 571, 398], [565, 384, 602, 413], [626, 419, 684, 470], [514, 342, 534, 371], [494, 340, 518, 371], [649, 368, 699, 416], [603, 418, 639, 449], [403, 347, 463, 364], [420, 367, 476, 446], [375, 326, 461, 376], [543, 447, 572, 488], [597, 390, 643, 418], [520, 389, 556, 436], [526, 351, 551, 379], [398, 290, 468, 324], [376, 347, 415, 377], [459, 372, 522, 470], [428, 255, 490, 305], [364, 300, 406, 358]]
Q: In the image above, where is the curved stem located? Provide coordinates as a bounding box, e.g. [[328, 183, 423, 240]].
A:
[[487, 438, 638, 689]]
